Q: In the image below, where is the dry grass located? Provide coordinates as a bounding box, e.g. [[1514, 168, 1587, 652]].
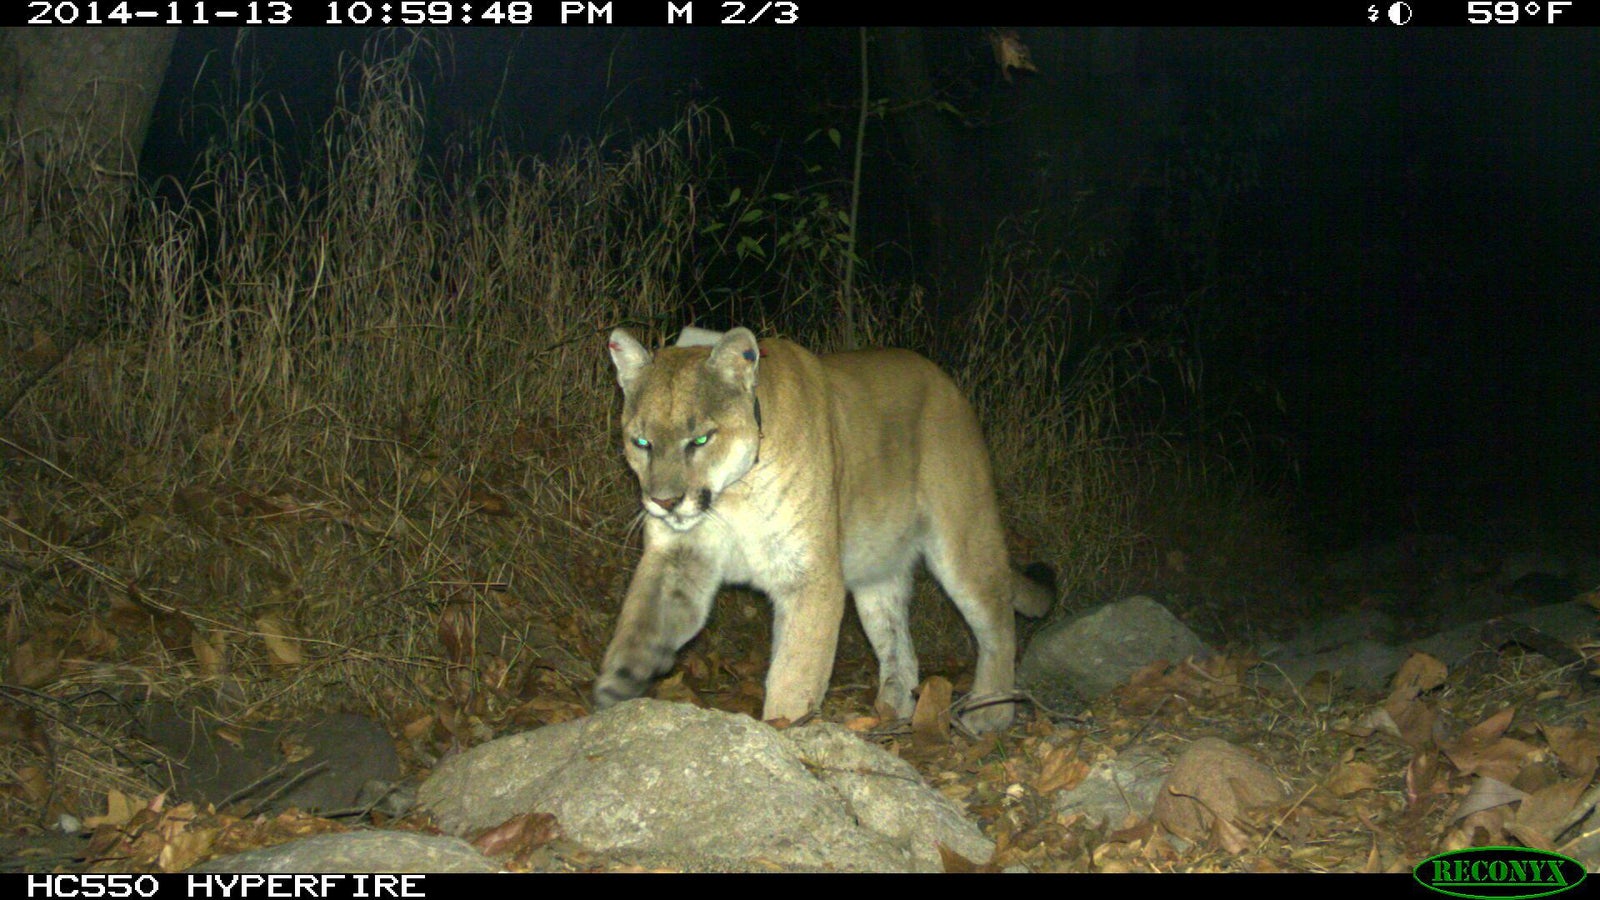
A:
[[0, 38, 1267, 832]]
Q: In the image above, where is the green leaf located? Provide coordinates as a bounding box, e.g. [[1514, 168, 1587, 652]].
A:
[[726, 187, 742, 205], [735, 236, 766, 259], [738, 208, 766, 224], [827, 127, 842, 149]]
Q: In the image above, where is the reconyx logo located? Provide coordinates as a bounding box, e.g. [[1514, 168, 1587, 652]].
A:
[[1415, 847, 1586, 899]]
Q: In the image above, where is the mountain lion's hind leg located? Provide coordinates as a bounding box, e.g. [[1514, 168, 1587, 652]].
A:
[[853, 573, 918, 721]]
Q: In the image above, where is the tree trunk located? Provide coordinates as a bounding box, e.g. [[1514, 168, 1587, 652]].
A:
[[0, 27, 176, 332]]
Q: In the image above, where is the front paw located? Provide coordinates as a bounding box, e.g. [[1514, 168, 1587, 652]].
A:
[[592, 664, 654, 709]]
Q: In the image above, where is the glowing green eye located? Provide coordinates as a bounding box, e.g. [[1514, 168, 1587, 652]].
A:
[[691, 434, 710, 447], [631, 436, 650, 450]]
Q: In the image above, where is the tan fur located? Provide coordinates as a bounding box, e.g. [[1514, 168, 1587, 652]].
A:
[[594, 326, 1054, 732]]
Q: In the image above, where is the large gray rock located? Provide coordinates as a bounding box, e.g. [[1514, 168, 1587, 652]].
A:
[[1254, 638, 1410, 694], [418, 699, 992, 872], [1020, 595, 1211, 700], [1408, 600, 1599, 667]]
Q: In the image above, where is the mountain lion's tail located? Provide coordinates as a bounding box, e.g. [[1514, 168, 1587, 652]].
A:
[[1013, 562, 1057, 618]]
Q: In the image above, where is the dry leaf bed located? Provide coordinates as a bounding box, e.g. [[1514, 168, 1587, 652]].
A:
[[4, 506, 1597, 874]]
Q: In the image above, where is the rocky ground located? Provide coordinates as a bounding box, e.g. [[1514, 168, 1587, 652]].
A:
[[4, 531, 1598, 873]]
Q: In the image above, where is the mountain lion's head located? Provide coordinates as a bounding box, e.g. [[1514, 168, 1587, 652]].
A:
[[607, 327, 762, 532]]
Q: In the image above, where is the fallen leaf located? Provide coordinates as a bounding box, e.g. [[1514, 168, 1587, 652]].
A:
[[1363, 838, 1384, 873], [938, 841, 998, 873], [472, 812, 562, 859], [1444, 707, 1538, 782], [653, 671, 701, 707], [1405, 751, 1450, 809], [1389, 652, 1447, 700], [469, 489, 511, 516], [1209, 807, 1253, 855], [1451, 776, 1529, 823], [1379, 692, 1437, 750], [912, 676, 953, 746], [255, 614, 304, 666], [1117, 655, 1248, 711], [157, 821, 216, 872], [1324, 758, 1381, 798], [509, 695, 587, 727], [1449, 803, 1514, 848], [1034, 743, 1088, 794], [192, 629, 227, 677], [84, 789, 141, 828], [1348, 705, 1399, 740], [400, 712, 435, 741], [437, 600, 477, 667], [1540, 722, 1600, 775], [1510, 774, 1591, 845]]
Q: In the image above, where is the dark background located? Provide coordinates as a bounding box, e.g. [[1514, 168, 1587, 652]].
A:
[[139, 27, 1600, 550]]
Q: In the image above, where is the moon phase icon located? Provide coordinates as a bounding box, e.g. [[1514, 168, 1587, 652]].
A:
[[1388, 1, 1413, 23]]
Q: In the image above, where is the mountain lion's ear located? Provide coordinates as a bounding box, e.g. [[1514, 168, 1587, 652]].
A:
[[608, 329, 653, 393], [705, 327, 759, 392]]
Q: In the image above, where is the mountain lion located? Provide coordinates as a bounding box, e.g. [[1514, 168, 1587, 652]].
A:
[[594, 326, 1055, 732]]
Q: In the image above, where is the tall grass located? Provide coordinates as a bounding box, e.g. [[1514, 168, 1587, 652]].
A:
[[0, 40, 718, 822]]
